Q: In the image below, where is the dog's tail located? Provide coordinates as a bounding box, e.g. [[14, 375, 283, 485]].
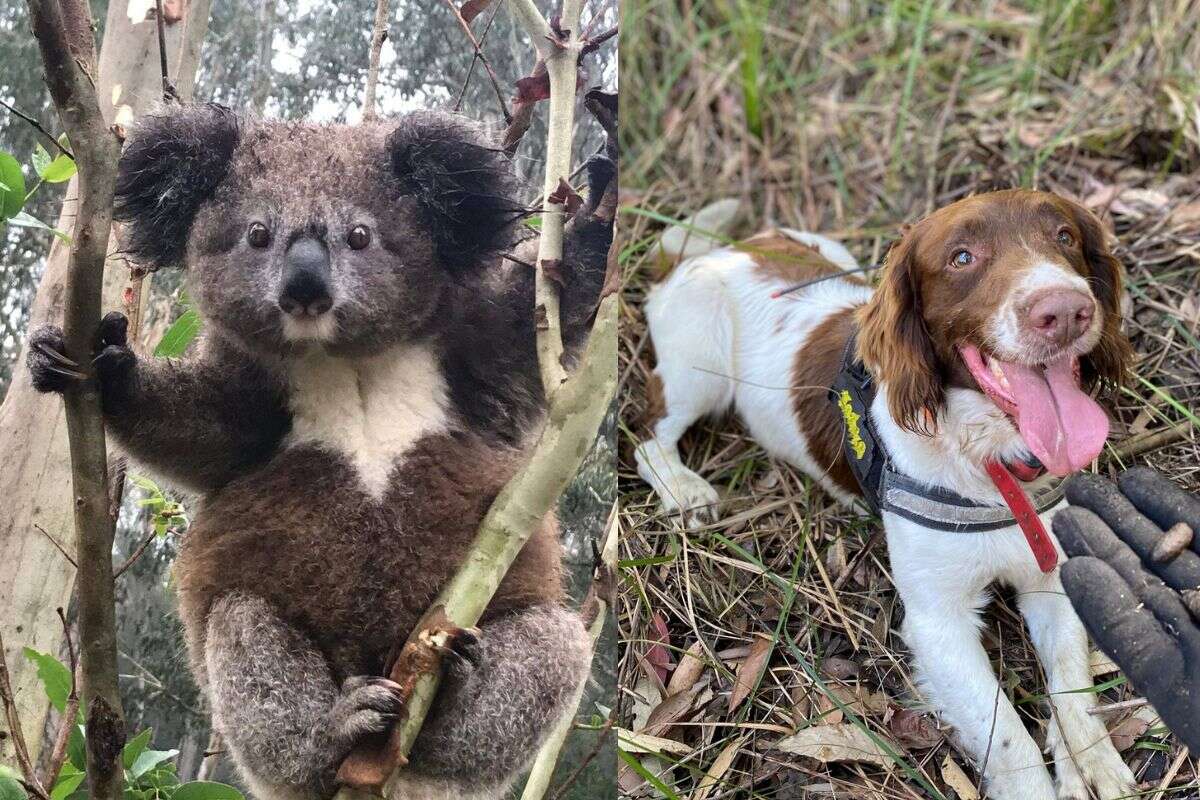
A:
[[651, 198, 743, 277]]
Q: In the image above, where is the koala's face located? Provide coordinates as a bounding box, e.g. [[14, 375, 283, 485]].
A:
[[114, 107, 520, 357]]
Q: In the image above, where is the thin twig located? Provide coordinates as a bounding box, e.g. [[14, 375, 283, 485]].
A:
[[362, 0, 391, 121], [580, 25, 616, 56], [0, 98, 74, 159], [33, 523, 77, 568], [442, 0, 512, 123], [153, 0, 179, 102], [0, 629, 49, 800], [113, 529, 157, 579], [1086, 697, 1150, 716], [452, 0, 505, 114]]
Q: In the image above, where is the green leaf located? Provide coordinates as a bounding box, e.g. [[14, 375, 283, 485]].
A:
[[128, 749, 178, 780], [68, 724, 87, 771], [122, 728, 152, 769], [41, 153, 76, 183], [0, 151, 26, 220], [22, 647, 71, 712], [154, 308, 202, 358], [50, 767, 84, 800], [7, 211, 71, 242], [170, 782, 244, 800], [32, 144, 50, 177], [0, 766, 27, 800]]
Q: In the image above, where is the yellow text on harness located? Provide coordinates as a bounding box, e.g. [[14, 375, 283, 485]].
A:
[[838, 389, 866, 460]]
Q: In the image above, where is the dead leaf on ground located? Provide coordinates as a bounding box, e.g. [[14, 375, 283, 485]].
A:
[[729, 633, 773, 712], [772, 724, 898, 770], [691, 736, 744, 800], [940, 754, 980, 799], [1108, 715, 1150, 752], [645, 611, 673, 684], [667, 639, 707, 696], [887, 707, 943, 750]]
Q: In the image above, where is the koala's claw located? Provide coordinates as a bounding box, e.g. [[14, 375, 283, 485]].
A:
[[27, 326, 86, 392], [331, 676, 405, 746], [436, 625, 484, 673]]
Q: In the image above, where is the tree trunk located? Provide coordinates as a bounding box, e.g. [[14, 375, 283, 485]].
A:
[[0, 0, 211, 768]]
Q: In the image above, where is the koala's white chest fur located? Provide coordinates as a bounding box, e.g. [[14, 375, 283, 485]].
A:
[[285, 344, 449, 498]]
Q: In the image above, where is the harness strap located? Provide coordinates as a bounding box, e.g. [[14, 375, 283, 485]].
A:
[[830, 329, 1066, 553]]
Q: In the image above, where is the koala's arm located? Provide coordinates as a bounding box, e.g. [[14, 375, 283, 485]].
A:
[[27, 313, 290, 494]]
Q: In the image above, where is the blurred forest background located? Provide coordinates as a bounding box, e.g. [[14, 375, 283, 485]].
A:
[[620, 1, 1200, 798], [0, 1, 615, 798]]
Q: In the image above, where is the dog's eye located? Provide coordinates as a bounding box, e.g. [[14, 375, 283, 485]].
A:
[[950, 249, 975, 268], [247, 223, 271, 249], [348, 226, 371, 250], [1056, 227, 1075, 247]]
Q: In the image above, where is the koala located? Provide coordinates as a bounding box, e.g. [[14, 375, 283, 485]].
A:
[[27, 104, 615, 800]]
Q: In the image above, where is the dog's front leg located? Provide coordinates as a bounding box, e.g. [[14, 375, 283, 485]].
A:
[[888, 525, 1057, 799], [1016, 567, 1137, 800]]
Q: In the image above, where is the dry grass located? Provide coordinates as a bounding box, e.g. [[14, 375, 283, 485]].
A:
[[616, 2, 1200, 798]]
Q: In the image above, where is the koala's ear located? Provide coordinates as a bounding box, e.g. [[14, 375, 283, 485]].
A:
[[114, 104, 241, 270], [387, 111, 523, 273]]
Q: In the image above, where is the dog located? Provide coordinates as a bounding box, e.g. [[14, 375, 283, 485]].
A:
[[635, 190, 1138, 799]]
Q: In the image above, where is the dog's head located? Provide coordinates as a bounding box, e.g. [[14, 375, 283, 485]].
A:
[[858, 189, 1131, 475]]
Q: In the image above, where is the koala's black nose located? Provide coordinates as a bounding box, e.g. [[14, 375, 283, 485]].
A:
[[279, 237, 333, 317]]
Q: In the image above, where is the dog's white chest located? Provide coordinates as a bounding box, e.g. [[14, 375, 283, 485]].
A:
[[286, 345, 449, 497]]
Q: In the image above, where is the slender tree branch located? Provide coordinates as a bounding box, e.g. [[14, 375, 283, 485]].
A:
[[519, 506, 616, 800], [0, 98, 74, 160], [452, 0, 505, 114], [0, 630, 49, 800], [113, 528, 157, 579], [152, 0, 179, 102], [23, 2, 126, 800], [442, 0, 512, 123], [581, 25, 616, 56], [362, 0, 391, 121]]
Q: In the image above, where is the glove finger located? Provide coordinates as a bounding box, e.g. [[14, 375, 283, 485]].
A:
[[1119, 466, 1200, 556], [1064, 472, 1200, 593], [1053, 506, 1195, 633], [1061, 557, 1200, 752]]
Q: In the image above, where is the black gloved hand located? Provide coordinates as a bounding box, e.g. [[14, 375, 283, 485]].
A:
[[1053, 466, 1200, 752]]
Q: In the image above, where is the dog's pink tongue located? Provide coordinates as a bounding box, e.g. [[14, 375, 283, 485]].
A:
[[997, 358, 1109, 475]]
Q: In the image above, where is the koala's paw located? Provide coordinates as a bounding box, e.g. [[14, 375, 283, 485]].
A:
[[330, 676, 405, 746], [26, 325, 86, 393], [92, 312, 136, 397], [434, 626, 484, 675]]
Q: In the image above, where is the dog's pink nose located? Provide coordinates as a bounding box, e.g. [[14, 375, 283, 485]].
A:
[[1026, 289, 1095, 347]]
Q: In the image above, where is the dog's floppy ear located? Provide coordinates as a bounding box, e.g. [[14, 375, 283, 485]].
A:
[[387, 111, 524, 274], [856, 232, 944, 436], [1067, 201, 1132, 392], [114, 104, 241, 270]]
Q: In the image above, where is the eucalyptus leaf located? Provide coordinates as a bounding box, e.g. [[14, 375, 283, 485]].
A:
[[22, 647, 71, 712], [154, 308, 202, 358], [50, 769, 84, 800], [41, 154, 76, 183], [122, 728, 152, 769], [0, 151, 26, 220], [32, 144, 50, 177], [128, 749, 178, 780], [170, 782, 244, 800], [8, 211, 71, 243], [0, 767, 26, 800]]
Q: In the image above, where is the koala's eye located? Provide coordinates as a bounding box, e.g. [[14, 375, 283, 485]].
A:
[[348, 226, 371, 250], [949, 249, 975, 268], [247, 223, 271, 249], [1056, 227, 1075, 247]]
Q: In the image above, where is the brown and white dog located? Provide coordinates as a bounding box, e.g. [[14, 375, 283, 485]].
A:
[[635, 190, 1137, 799]]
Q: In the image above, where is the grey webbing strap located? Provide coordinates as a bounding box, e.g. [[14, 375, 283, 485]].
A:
[[881, 466, 1065, 533]]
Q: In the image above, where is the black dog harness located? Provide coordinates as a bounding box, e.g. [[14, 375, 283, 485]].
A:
[[829, 333, 1065, 534]]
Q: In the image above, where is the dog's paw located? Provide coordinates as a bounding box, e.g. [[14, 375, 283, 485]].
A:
[[330, 676, 404, 745], [26, 325, 86, 393], [1069, 745, 1137, 800], [660, 472, 721, 529]]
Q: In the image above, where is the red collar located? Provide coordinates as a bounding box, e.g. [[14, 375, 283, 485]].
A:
[[984, 460, 1059, 573]]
